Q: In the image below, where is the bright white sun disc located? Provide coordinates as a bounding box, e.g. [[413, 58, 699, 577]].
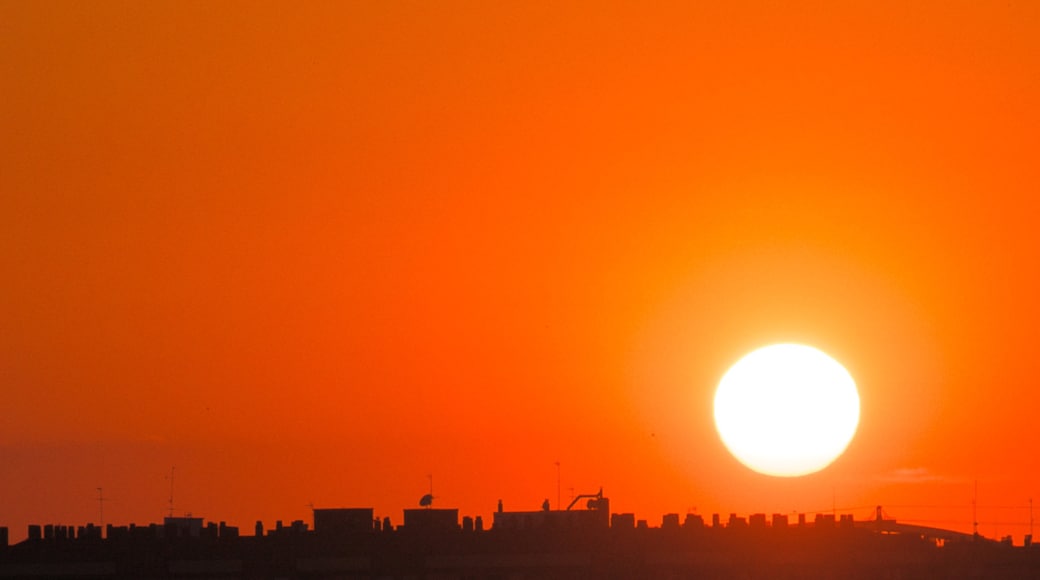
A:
[[713, 344, 860, 477]]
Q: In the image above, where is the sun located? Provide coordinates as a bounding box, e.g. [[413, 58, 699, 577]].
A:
[[713, 343, 860, 477]]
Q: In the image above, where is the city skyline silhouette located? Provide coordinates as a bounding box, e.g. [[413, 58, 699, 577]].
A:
[[4, 0, 1040, 565], [5, 488, 1040, 578]]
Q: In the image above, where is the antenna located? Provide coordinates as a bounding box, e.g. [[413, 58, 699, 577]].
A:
[[419, 474, 434, 508], [96, 488, 105, 530], [972, 480, 978, 536], [167, 467, 176, 518]]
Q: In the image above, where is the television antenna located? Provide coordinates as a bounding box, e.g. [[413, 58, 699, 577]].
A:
[[972, 480, 979, 536], [166, 467, 176, 518], [419, 474, 434, 508]]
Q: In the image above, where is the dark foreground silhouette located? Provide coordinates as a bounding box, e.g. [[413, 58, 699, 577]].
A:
[[2, 493, 1039, 579]]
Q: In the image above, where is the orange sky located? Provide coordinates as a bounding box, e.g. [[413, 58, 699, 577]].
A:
[[3, 0, 1040, 542]]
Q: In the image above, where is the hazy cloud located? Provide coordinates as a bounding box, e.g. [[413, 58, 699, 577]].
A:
[[879, 467, 964, 485]]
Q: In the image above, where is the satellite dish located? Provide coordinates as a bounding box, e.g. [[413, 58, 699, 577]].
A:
[[419, 494, 434, 507]]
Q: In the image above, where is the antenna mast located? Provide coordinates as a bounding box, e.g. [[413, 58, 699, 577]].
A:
[[96, 488, 105, 530], [972, 480, 978, 536], [168, 467, 176, 518]]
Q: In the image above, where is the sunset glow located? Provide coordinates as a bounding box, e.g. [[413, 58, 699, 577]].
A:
[[3, 0, 1040, 545]]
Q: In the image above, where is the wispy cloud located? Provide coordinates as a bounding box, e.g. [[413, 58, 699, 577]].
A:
[[878, 467, 964, 485]]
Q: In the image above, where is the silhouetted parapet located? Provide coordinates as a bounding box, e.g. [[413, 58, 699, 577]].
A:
[[266, 518, 308, 537], [0, 527, 7, 549], [683, 513, 704, 529], [493, 509, 607, 531], [164, 516, 203, 538], [402, 508, 458, 532], [749, 513, 767, 528], [75, 524, 102, 541], [772, 513, 789, 528], [313, 508, 374, 535], [662, 513, 680, 530], [814, 513, 835, 528], [611, 513, 635, 529], [218, 521, 239, 539]]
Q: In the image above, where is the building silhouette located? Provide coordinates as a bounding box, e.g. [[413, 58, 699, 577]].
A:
[[1, 491, 1039, 579]]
